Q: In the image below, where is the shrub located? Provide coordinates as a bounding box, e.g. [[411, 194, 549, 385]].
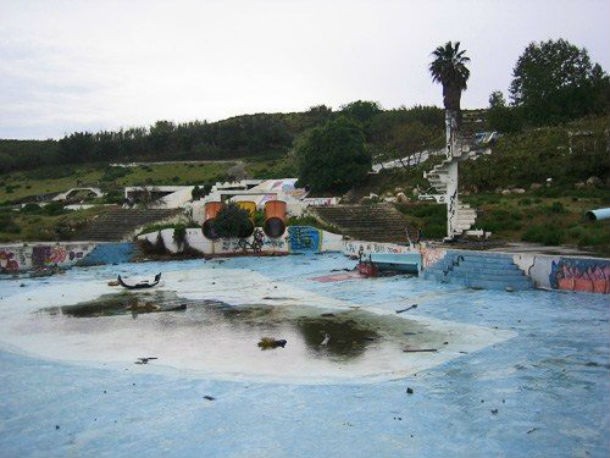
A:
[[479, 208, 523, 232], [21, 203, 42, 213], [546, 201, 566, 214], [173, 224, 187, 247], [214, 202, 254, 239], [42, 202, 66, 216], [100, 166, 131, 182], [0, 212, 21, 234], [522, 224, 564, 245]]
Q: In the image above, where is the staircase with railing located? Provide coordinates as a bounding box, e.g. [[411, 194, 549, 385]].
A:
[[422, 110, 494, 239]]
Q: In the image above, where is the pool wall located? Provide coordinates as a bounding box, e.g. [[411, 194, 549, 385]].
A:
[[2, 235, 609, 294], [137, 225, 344, 255], [0, 241, 96, 272], [420, 245, 610, 294]]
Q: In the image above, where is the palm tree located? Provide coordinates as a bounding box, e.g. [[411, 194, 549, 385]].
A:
[[429, 41, 471, 119], [428, 41, 471, 241]]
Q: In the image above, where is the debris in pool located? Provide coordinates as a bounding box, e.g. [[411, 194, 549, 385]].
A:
[[257, 337, 287, 349], [203, 395, 216, 401], [403, 348, 437, 353], [396, 304, 418, 314], [406, 387, 414, 394], [127, 302, 160, 312], [320, 332, 330, 346], [135, 357, 158, 364], [491, 409, 499, 415]]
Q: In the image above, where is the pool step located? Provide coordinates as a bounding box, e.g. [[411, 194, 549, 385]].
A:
[[423, 251, 533, 291]]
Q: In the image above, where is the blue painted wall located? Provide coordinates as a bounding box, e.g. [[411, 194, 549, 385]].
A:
[[77, 242, 135, 266], [287, 226, 321, 253]]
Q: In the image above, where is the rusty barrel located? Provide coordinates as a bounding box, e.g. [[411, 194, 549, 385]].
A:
[[263, 200, 287, 238], [202, 201, 224, 240]]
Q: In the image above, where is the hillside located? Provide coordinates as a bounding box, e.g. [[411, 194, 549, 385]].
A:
[[0, 112, 609, 256]]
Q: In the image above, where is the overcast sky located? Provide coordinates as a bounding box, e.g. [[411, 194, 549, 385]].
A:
[[1, 0, 609, 140]]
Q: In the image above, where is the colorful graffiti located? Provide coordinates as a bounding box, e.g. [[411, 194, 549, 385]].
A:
[[550, 258, 610, 294], [1, 244, 87, 273], [0, 249, 20, 272], [287, 226, 321, 253], [30, 245, 85, 268], [32, 246, 73, 266]]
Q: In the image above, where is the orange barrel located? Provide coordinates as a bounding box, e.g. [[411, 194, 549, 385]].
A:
[[263, 200, 287, 238], [204, 201, 224, 220], [235, 200, 256, 238], [202, 201, 224, 239]]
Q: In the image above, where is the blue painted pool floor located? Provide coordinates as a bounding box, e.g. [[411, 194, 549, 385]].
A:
[[1, 254, 609, 457]]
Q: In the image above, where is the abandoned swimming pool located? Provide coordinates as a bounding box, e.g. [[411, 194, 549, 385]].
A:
[[0, 254, 608, 457]]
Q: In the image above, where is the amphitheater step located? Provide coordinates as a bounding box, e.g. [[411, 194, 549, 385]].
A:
[[75, 207, 182, 242], [310, 204, 412, 244]]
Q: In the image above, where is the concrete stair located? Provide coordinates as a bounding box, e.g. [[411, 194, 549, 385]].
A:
[[310, 204, 412, 243], [422, 112, 492, 237], [423, 250, 533, 291], [75, 207, 182, 241]]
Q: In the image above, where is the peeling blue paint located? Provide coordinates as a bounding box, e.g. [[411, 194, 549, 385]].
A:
[[0, 255, 608, 457]]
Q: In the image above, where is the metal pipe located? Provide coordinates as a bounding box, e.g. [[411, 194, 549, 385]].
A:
[[585, 208, 610, 221]]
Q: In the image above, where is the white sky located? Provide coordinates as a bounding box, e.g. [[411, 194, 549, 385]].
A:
[[1, 0, 609, 140]]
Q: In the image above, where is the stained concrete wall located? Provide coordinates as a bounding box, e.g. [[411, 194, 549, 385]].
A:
[[137, 226, 343, 256]]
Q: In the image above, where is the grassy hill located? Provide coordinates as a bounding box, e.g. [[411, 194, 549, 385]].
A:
[[1, 113, 609, 256]]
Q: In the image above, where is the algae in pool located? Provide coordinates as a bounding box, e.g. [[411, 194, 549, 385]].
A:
[[41, 290, 443, 362]]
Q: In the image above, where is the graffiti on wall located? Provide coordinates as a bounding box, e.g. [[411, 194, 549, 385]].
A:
[[0, 244, 88, 273], [220, 230, 288, 254], [31, 245, 85, 267], [0, 249, 20, 272], [344, 240, 415, 258], [550, 258, 610, 294], [421, 246, 447, 269], [287, 226, 321, 252]]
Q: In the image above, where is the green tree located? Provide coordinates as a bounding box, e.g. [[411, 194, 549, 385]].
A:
[[296, 116, 371, 193], [340, 100, 382, 125], [213, 202, 254, 239], [487, 90, 523, 133], [429, 41, 471, 115], [509, 38, 609, 125]]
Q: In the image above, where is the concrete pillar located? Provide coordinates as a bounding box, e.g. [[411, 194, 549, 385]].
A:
[[445, 110, 459, 240]]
